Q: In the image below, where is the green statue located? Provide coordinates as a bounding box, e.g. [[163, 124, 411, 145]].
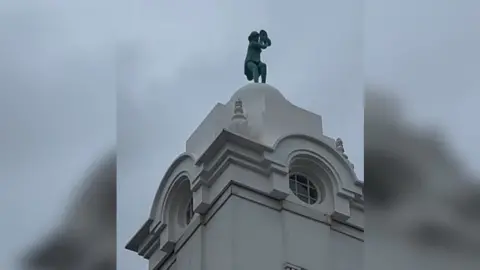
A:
[[244, 30, 271, 83]]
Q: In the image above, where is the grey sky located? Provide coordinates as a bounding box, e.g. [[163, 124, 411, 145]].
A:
[[0, 1, 116, 269], [365, 0, 480, 175], [0, 0, 478, 270]]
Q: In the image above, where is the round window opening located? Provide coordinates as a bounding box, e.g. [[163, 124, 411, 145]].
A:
[[289, 173, 318, 204], [185, 197, 194, 226]]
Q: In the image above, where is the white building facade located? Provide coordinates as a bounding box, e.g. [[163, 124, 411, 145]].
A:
[[126, 84, 364, 270]]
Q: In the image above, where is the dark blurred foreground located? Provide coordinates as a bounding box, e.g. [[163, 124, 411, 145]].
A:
[[21, 151, 116, 270], [365, 89, 480, 270]]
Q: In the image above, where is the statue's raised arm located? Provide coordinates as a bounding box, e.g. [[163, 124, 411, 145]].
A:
[[244, 30, 271, 84], [249, 40, 268, 50], [259, 30, 272, 47]]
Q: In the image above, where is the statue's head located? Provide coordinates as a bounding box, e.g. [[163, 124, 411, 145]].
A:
[[248, 31, 259, 42]]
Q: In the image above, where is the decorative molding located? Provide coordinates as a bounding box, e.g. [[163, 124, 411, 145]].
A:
[[128, 156, 363, 262], [192, 185, 210, 214], [195, 128, 272, 166], [160, 240, 175, 254], [174, 214, 202, 254], [138, 223, 163, 257], [272, 133, 359, 184], [149, 153, 196, 220], [128, 127, 364, 269], [187, 131, 294, 219], [151, 250, 175, 270], [198, 144, 270, 183], [125, 218, 153, 252], [143, 238, 160, 259], [331, 220, 364, 241], [146, 180, 363, 270]]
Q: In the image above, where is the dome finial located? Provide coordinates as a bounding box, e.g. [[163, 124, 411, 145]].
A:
[[228, 98, 250, 136], [232, 98, 246, 121]]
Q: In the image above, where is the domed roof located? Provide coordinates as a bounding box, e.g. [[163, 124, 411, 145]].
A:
[[229, 83, 288, 105]]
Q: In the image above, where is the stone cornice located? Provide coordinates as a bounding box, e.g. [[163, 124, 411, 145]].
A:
[[125, 219, 166, 260], [125, 218, 153, 252], [196, 128, 273, 166], [191, 129, 289, 194]]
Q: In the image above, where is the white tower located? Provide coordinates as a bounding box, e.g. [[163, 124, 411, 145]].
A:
[[126, 84, 364, 270]]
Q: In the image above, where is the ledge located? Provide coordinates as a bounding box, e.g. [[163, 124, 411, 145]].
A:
[[125, 218, 153, 252], [331, 220, 364, 241], [196, 129, 273, 166], [174, 214, 202, 253]]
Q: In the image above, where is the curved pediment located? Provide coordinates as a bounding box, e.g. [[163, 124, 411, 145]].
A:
[[149, 153, 197, 223], [271, 133, 362, 197]]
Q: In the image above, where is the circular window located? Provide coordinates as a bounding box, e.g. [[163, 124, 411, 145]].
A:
[[289, 173, 318, 204]]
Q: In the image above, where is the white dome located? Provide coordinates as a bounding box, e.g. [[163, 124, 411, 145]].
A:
[[226, 84, 291, 143], [229, 83, 288, 105]]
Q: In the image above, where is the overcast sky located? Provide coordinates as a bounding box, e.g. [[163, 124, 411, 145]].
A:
[[366, 0, 480, 176], [0, 1, 116, 269], [0, 1, 478, 270]]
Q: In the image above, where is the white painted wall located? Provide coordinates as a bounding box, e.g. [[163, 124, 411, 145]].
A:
[[166, 192, 362, 270]]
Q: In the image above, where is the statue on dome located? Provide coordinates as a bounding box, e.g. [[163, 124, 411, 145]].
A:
[[244, 29, 271, 83]]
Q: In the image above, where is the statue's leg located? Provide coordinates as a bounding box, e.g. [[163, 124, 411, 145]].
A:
[[247, 61, 259, 83], [259, 62, 267, 83]]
